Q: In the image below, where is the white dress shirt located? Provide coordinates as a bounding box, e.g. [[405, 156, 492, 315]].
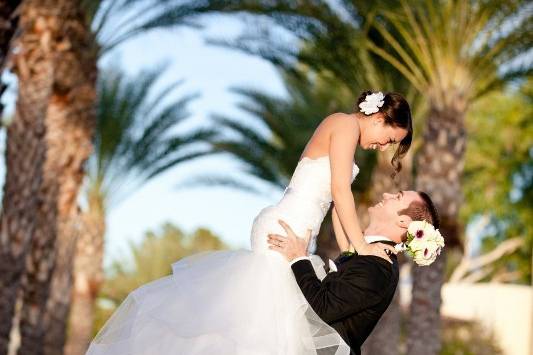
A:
[[289, 235, 397, 268]]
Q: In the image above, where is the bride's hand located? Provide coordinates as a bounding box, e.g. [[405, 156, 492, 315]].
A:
[[356, 242, 397, 264]]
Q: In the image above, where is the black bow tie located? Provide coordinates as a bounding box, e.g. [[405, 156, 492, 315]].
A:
[[334, 240, 397, 265]]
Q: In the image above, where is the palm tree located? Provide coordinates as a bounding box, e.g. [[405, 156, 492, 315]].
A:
[[364, 1, 532, 353], [0, 2, 97, 355], [459, 81, 532, 284], [0, 0, 231, 354], [63, 67, 213, 355], [0, 7, 21, 350]]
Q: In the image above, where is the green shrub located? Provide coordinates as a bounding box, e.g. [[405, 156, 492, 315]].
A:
[[441, 317, 502, 355]]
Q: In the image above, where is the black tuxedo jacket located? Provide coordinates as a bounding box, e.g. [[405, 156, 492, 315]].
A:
[[291, 242, 399, 355]]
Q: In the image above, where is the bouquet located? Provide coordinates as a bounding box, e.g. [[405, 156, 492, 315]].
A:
[[395, 220, 445, 266]]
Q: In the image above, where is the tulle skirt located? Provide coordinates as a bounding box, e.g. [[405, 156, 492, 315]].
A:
[[86, 249, 350, 355]]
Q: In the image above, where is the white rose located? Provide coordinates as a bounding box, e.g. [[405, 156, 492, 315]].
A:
[[408, 220, 435, 238], [407, 220, 426, 235], [404, 220, 445, 266], [367, 92, 385, 105], [359, 102, 379, 115], [413, 245, 438, 266], [410, 237, 433, 254], [414, 252, 437, 266], [408, 237, 425, 251], [434, 229, 445, 247], [358, 92, 385, 115]]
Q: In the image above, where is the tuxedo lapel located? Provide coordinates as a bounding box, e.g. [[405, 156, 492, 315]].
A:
[[334, 240, 398, 268], [334, 253, 355, 266]]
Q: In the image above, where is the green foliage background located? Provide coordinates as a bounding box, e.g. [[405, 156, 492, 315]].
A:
[[461, 79, 532, 283]]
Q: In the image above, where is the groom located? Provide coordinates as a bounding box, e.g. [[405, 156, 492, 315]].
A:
[[268, 190, 439, 355]]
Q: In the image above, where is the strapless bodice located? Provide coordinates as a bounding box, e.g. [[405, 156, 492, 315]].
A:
[[250, 156, 359, 254], [282, 156, 359, 213]]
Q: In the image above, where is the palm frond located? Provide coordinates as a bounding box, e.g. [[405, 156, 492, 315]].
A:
[[366, 0, 532, 106], [88, 0, 238, 54], [176, 174, 264, 195], [200, 67, 378, 193], [88, 66, 207, 207], [143, 134, 216, 180]]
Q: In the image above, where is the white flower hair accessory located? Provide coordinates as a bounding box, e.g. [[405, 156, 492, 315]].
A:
[[394, 220, 445, 266], [358, 91, 385, 115]]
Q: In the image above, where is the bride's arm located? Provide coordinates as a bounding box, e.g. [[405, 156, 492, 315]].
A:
[[328, 116, 395, 261], [328, 115, 368, 253], [331, 205, 351, 252]]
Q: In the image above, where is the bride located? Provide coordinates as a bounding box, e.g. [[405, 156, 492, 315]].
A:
[[87, 91, 412, 355]]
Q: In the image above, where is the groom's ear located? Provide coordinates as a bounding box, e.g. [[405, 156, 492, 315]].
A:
[[396, 214, 412, 229]]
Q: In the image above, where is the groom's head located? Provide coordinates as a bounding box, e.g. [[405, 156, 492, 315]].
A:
[[368, 191, 439, 243]]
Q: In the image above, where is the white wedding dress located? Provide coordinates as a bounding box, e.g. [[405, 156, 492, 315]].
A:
[[87, 156, 359, 355]]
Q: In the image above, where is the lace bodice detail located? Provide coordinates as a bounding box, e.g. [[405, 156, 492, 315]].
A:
[[250, 156, 360, 253]]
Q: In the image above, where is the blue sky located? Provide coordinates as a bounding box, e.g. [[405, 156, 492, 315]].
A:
[[0, 15, 292, 266], [0, 10, 489, 267], [97, 16, 292, 265]]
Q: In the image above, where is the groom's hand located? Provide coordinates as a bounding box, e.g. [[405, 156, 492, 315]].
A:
[[267, 220, 311, 262]]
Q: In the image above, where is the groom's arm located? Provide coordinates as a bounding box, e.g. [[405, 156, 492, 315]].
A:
[[291, 257, 391, 324]]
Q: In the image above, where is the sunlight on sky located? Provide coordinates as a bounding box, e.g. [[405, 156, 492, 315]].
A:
[[0, 15, 293, 267], [0, 14, 490, 267], [98, 16, 290, 265]]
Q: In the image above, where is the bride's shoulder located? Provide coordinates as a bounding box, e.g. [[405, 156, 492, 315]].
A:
[[323, 112, 359, 131], [323, 112, 356, 125]]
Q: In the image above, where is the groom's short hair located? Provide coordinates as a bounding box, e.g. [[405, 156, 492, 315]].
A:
[[398, 191, 440, 241]]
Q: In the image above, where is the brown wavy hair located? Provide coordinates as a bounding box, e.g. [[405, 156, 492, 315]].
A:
[[356, 91, 413, 176]]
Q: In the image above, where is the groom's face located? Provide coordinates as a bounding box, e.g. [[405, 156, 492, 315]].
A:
[[372, 191, 420, 213], [368, 191, 422, 232]]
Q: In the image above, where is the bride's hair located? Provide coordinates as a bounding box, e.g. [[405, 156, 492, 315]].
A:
[[356, 91, 413, 176]]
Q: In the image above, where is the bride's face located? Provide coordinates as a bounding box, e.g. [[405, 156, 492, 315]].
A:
[[360, 114, 407, 152]]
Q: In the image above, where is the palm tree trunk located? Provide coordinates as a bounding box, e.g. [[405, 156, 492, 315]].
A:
[[315, 212, 337, 260], [362, 286, 402, 355], [0, 25, 21, 347], [14, 1, 96, 354], [315, 202, 371, 261], [362, 150, 412, 355], [407, 250, 447, 355], [369, 150, 413, 201], [407, 108, 465, 355], [64, 203, 105, 355], [0, 0, 21, 118], [0, 2, 55, 351], [42, 212, 81, 355]]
